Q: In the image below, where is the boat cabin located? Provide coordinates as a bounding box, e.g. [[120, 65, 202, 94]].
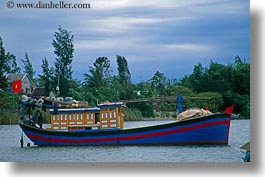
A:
[[50, 108, 100, 131], [50, 102, 124, 131], [98, 102, 124, 129], [19, 95, 125, 131]]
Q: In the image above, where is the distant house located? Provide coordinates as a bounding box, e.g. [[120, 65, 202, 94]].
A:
[[6, 73, 35, 94]]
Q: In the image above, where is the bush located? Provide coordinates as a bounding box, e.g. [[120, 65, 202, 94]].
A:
[[164, 112, 170, 118], [172, 112, 177, 118], [0, 92, 20, 125], [124, 108, 143, 121]]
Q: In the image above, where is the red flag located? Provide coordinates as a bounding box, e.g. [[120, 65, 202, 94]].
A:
[[224, 105, 234, 114], [12, 80, 22, 93], [224, 105, 234, 118]]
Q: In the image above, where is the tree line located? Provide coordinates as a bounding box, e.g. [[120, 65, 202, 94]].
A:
[[0, 26, 250, 120]]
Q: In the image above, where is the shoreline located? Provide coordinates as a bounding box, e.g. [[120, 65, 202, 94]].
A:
[[0, 114, 250, 125]]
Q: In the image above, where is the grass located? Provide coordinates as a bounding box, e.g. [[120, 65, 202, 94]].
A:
[[0, 92, 20, 125], [0, 110, 20, 124], [124, 108, 143, 121], [0, 92, 52, 125]]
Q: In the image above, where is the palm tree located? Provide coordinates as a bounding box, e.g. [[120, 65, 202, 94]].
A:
[[84, 67, 105, 89]]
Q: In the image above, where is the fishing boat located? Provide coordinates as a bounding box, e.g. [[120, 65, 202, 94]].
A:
[[18, 95, 234, 146]]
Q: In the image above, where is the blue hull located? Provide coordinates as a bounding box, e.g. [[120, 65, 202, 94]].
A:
[[19, 114, 231, 146]]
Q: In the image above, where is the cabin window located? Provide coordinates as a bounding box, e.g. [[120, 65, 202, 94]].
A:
[[113, 112, 116, 118], [73, 114, 75, 120], [95, 113, 99, 124]]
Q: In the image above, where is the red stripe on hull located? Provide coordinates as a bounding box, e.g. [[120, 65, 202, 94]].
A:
[[119, 120, 229, 141]]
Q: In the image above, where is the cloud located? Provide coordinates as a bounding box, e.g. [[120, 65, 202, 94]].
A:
[[91, 0, 180, 10], [164, 43, 213, 52], [75, 36, 145, 51], [72, 16, 188, 37], [0, 0, 249, 82], [90, 0, 248, 18]]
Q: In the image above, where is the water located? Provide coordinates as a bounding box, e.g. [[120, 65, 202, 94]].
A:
[[0, 120, 250, 162]]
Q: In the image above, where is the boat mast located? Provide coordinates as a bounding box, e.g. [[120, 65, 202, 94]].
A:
[[56, 49, 62, 97]]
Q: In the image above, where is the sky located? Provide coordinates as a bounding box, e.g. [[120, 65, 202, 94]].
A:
[[0, 0, 250, 83]]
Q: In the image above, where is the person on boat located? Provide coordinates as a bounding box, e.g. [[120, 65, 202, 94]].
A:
[[32, 110, 40, 125], [20, 116, 34, 126], [25, 105, 32, 119], [37, 112, 44, 129]]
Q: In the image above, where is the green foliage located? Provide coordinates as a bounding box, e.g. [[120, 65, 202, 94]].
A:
[[134, 81, 153, 97], [5, 52, 21, 74], [67, 79, 85, 101], [96, 86, 120, 103], [129, 102, 155, 118], [0, 92, 20, 124], [150, 71, 167, 96], [233, 56, 250, 95], [81, 89, 97, 106], [93, 56, 112, 81], [22, 52, 36, 84], [189, 63, 206, 93], [82, 57, 118, 104], [197, 92, 223, 112], [167, 85, 194, 97], [117, 55, 132, 86], [223, 91, 250, 117], [124, 108, 143, 121], [83, 57, 112, 90], [0, 36, 7, 90], [38, 57, 54, 96], [116, 55, 134, 100], [84, 67, 105, 89], [180, 56, 250, 116], [172, 112, 177, 118], [164, 112, 170, 118], [0, 35, 20, 90], [69, 89, 86, 101], [52, 26, 74, 97]]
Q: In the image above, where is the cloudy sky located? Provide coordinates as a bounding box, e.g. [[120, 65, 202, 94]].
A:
[[0, 0, 250, 83]]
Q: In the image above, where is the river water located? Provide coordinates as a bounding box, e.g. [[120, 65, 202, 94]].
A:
[[0, 120, 250, 162]]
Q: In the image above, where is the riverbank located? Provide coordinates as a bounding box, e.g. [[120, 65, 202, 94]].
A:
[[142, 117, 175, 121], [0, 111, 19, 124], [0, 110, 250, 125], [0, 110, 50, 125]]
